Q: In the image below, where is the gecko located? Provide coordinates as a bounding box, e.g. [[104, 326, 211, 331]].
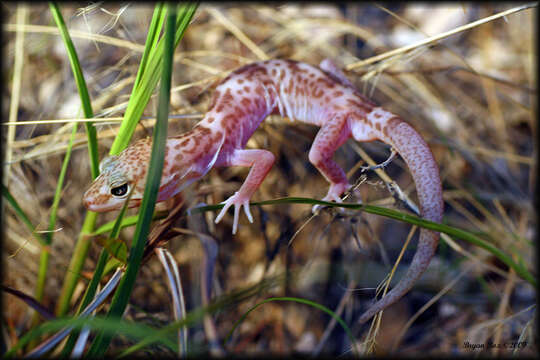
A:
[[83, 59, 444, 325]]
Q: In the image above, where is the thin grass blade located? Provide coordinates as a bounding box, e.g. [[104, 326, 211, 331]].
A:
[[5, 310, 177, 358], [132, 3, 166, 90], [91, 212, 168, 237], [192, 197, 536, 286], [225, 297, 359, 355], [48, 1, 98, 177]]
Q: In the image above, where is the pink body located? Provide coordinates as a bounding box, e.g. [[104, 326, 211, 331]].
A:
[[83, 59, 444, 325]]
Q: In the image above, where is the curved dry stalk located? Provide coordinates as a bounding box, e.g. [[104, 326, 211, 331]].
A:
[[70, 325, 91, 358], [156, 248, 188, 356], [187, 203, 225, 356]]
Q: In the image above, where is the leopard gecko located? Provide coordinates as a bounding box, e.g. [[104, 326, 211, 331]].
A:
[[83, 59, 444, 324]]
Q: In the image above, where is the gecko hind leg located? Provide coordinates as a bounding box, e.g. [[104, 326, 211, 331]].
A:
[[308, 118, 352, 213]]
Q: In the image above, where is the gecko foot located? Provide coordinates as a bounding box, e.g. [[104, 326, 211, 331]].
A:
[[312, 182, 350, 214], [214, 192, 253, 234]]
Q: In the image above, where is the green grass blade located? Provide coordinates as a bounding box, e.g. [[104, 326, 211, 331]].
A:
[[173, 2, 198, 47], [49, 1, 98, 179], [49, 1, 101, 317], [86, 8, 177, 356], [192, 197, 536, 287], [109, 5, 167, 155], [109, 2, 198, 155], [92, 215, 141, 236], [32, 122, 78, 341], [43, 126, 77, 246], [132, 3, 166, 90], [4, 316, 178, 358]]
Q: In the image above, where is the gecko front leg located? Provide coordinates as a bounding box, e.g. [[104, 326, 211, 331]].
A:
[[214, 149, 275, 234]]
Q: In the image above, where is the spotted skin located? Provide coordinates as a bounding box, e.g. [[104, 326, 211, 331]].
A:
[[83, 59, 444, 324]]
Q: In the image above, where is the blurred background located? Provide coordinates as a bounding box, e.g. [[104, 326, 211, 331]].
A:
[[2, 3, 536, 356]]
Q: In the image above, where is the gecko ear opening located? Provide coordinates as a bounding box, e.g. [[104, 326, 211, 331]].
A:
[[110, 183, 129, 197]]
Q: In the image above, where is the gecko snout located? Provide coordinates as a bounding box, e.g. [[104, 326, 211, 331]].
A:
[[82, 193, 95, 210]]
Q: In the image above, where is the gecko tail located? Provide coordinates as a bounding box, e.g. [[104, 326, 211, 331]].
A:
[[352, 115, 444, 324], [356, 227, 439, 324]]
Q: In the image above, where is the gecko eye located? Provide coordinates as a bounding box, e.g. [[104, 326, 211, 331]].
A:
[[110, 183, 129, 197]]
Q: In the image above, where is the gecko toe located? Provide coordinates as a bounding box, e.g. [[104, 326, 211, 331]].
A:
[[215, 199, 232, 224], [243, 201, 254, 223], [232, 204, 241, 234]]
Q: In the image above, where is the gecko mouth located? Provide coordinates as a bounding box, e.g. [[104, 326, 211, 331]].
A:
[[83, 199, 116, 212], [83, 197, 142, 212]]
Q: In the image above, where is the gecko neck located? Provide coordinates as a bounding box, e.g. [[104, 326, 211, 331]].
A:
[[164, 122, 225, 182]]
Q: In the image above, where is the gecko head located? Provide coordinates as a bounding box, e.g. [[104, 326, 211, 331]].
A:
[[83, 141, 152, 212], [83, 155, 142, 212]]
